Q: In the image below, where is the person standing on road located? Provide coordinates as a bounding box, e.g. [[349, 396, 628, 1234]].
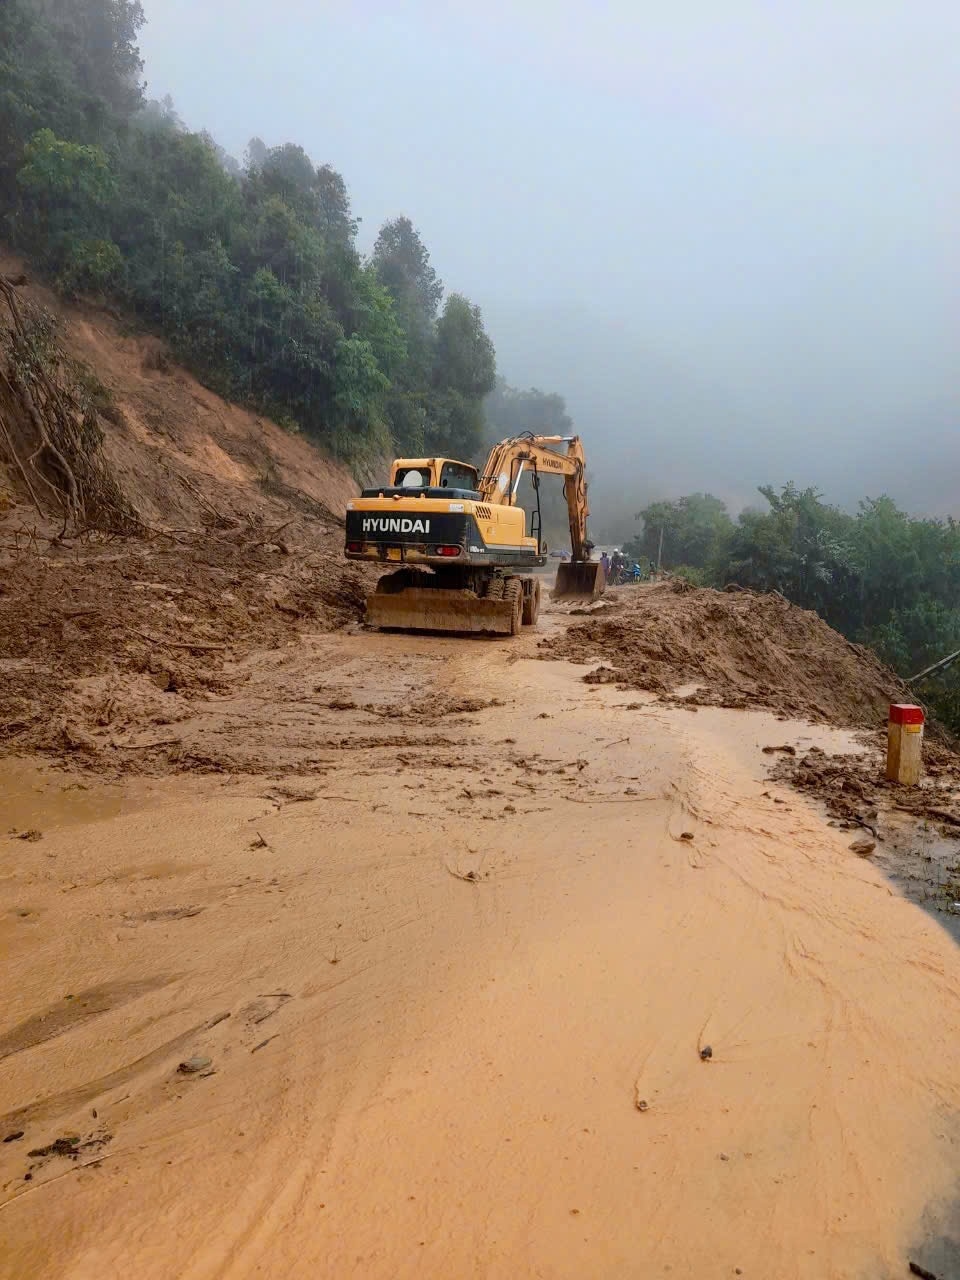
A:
[[600, 551, 610, 580]]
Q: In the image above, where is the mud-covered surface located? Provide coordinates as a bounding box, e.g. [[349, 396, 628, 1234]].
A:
[[768, 735, 960, 932], [0, 253, 389, 774], [771, 735, 960, 832], [541, 580, 915, 729], [5, 260, 960, 1277], [0, 514, 374, 771], [4, 644, 960, 1280]]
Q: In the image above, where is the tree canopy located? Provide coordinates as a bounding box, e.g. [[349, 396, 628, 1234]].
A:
[[627, 494, 733, 571], [0, 0, 499, 463]]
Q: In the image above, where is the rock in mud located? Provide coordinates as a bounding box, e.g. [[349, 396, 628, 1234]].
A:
[[849, 834, 877, 857], [178, 1055, 212, 1075], [582, 664, 620, 685]]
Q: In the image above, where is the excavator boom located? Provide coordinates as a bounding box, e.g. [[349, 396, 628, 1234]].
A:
[[479, 434, 602, 600]]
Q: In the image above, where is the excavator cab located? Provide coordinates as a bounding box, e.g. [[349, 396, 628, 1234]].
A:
[[389, 459, 481, 497]]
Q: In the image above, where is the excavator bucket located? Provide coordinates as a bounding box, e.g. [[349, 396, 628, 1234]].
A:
[[366, 586, 520, 636], [553, 559, 605, 601]]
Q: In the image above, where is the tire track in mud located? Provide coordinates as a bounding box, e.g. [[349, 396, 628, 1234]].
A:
[[2, 627, 960, 1277]]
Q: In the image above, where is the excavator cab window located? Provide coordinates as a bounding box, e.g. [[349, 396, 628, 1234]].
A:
[[396, 467, 433, 488], [440, 462, 479, 490]]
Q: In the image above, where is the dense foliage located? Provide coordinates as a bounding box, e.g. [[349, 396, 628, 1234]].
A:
[[0, 0, 498, 462], [626, 485, 960, 729]]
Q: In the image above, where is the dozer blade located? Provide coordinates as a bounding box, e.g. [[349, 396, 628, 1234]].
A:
[[366, 588, 517, 635], [553, 560, 605, 601]]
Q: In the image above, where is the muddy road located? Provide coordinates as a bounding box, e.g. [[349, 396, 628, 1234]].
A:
[[2, 612, 960, 1279]]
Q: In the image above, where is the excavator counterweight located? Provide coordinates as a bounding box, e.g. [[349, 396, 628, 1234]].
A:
[[344, 434, 601, 635]]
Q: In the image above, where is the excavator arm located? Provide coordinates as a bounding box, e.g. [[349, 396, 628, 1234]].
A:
[[479, 434, 592, 560], [478, 434, 602, 599]]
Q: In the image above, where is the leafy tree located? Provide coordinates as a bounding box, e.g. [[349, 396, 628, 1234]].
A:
[[721, 484, 858, 620], [433, 294, 495, 399], [33, 0, 145, 115], [0, 0, 496, 464], [244, 136, 269, 170], [247, 144, 358, 248], [16, 128, 119, 289], [632, 493, 733, 570], [372, 216, 443, 327], [134, 95, 183, 134], [424, 295, 495, 456], [615, 478, 960, 729]]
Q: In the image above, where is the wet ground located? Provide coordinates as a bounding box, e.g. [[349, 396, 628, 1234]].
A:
[[881, 819, 960, 946], [2, 608, 960, 1279]]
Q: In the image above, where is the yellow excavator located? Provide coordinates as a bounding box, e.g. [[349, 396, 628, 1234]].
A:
[[344, 433, 604, 635]]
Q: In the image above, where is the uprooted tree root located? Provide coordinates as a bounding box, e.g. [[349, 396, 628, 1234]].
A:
[[0, 274, 142, 536]]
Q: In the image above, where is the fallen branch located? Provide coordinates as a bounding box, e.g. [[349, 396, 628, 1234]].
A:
[[908, 646, 960, 685], [249, 518, 294, 547], [0, 407, 43, 515], [909, 1263, 939, 1280], [0, 276, 142, 534]]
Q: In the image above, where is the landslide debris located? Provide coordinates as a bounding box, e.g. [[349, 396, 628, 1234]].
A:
[[0, 520, 372, 768], [542, 581, 915, 730], [770, 738, 960, 836], [0, 257, 380, 774]]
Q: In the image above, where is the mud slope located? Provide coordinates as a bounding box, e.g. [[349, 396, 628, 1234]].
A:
[[0, 253, 377, 768], [0, 250, 368, 528], [544, 580, 914, 727]]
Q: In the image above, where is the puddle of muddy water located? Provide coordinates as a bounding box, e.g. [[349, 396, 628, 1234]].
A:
[[0, 759, 132, 833], [905, 1195, 960, 1280], [877, 814, 960, 945]]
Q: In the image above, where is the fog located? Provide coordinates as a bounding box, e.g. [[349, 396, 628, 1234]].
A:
[[139, 2, 959, 519]]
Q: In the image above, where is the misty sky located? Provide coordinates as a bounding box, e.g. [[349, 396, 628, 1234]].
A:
[[139, 2, 959, 520]]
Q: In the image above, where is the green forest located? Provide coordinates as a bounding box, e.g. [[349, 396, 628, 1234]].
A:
[[625, 486, 960, 730], [0, 0, 509, 466]]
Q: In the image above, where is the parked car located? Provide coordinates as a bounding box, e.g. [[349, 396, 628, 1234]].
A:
[[549, 548, 571, 560]]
